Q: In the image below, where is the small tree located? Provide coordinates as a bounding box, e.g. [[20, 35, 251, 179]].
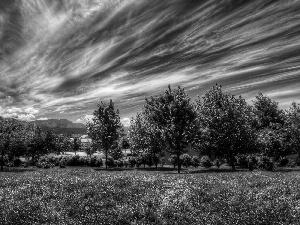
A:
[[73, 137, 81, 155], [87, 100, 123, 169], [129, 113, 166, 169]]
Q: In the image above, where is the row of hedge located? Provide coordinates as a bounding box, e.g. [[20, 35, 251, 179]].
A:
[[3, 153, 300, 170]]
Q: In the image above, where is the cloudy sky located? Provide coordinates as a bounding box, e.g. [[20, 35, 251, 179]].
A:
[[1, 0, 300, 126]]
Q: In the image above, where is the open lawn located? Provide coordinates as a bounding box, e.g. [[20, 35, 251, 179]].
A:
[[1, 168, 300, 225]]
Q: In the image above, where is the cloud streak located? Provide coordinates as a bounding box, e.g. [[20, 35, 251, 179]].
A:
[[0, 0, 300, 122]]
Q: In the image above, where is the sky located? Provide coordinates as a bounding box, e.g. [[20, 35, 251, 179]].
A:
[[0, 0, 300, 127]]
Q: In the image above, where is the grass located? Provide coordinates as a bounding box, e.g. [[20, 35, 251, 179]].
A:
[[1, 168, 300, 224]]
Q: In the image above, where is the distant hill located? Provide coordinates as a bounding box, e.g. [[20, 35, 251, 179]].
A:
[[30, 119, 87, 135]]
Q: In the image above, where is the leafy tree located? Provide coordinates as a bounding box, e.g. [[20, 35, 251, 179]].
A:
[[27, 125, 46, 163], [195, 84, 256, 170], [129, 112, 166, 169], [285, 102, 300, 157], [253, 93, 285, 129], [87, 100, 123, 169], [44, 131, 59, 154], [143, 85, 197, 173], [253, 93, 288, 160], [128, 113, 148, 156]]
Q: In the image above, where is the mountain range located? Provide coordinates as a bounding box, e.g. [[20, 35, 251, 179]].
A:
[[30, 119, 87, 135]]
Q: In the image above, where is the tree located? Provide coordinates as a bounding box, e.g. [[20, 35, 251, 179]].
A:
[[253, 93, 288, 160], [129, 112, 166, 169], [87, 99, 123, 169], [143, 85, 198, 173], [0, 118, 39, 170], [44, 131, 59, 154], [73, 137, 81, 155], [195, 84, 256, 170], [285, 102, 300, 157], [253, 93, 285, 129], [27, 125, 46, 163], [128, 113, 148, 157]]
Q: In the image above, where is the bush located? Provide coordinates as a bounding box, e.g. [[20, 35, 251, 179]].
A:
[[200, 156, 212, 168], [181, 154, 191, 168], [213, 158, 222, 168], [236, 154, 248, 169], [13, 157, 22, 167], [278, 157, 289, 167], [191, 156, 200, 168], [114, 160, 124, 168], [168, 155, 178, 168], [160, 157, 166, 167], [59, 158, 66, 168], [90, 156, 103, 167], [128, 157, 136, 167], [36, 157, 55, 169], [258, 155, 274, 171], [106, 157, 115, 168]]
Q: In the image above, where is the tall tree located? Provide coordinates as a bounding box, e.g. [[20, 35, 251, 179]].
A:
[[87, 100, 122, 169], [143, 85, 197, 173], [195, 84, 256, 170]]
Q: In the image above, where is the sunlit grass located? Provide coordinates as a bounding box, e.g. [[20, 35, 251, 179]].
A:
[[1, 168, 300, 224]]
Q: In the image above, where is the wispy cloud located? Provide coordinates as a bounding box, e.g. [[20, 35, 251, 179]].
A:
[[1, 0, 300, 122]]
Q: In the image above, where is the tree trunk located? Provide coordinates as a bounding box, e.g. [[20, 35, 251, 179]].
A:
[[229, 154, 236, 171], [105, 150, 108, 170], [155, 161, 158, 170], [177, 153, 181, 174], [1, 149, 4, 172]]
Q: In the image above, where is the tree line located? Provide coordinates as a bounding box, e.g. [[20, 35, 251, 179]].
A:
[[1, 84, 299, 173], [126, 84, 300, 173], [0, 118, 83, 171]]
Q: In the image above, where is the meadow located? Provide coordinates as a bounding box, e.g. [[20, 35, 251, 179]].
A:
[[1, 168, 300, 225]]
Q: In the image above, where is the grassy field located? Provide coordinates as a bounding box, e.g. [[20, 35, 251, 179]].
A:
[[1, 168, 300, 225]]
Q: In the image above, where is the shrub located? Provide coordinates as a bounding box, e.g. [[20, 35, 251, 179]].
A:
[[114, 160, 124, 167], [236, 154, 248, 168], [181, 154, 191, 168], [258, 155, 274, 171], [160, 157, 166, 167], [191, 156, 200, 167], [213, 158, 222, 168], [36, 157, 55, 169], [168, 155, 178, 168], [287, 159, 296, 168], [106, 157, 115, 168], [13, 157, 22, 167], [278, 157, 289, 167], [200, 156, 212, 168], [128, 157, 136, 167], [146, 156, 154, 167], [296, 157, 300, 166], [59, 158, 66, 168], [89, 156, 103, 167]]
